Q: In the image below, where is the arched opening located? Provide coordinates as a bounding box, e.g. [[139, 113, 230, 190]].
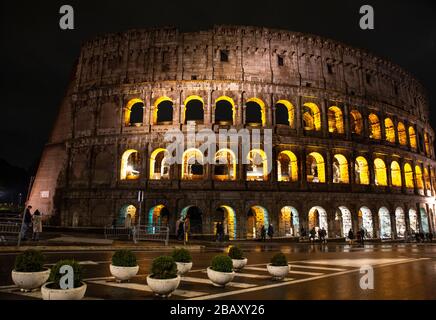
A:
[[390, 161, 402, 187], [374, 158, 387, 186], [154, 97, 173, 125], [404, 163, 414, 189], [332, 154, 349, 184], [408, 209, 418, 233], [306, 152, 325, 183], [358, 206, 373, 238], [277, 151, 298, 182], [214, 149, 236, 181], [409, 126, 417, 149], [118, 204, 137, 227], [214, 206, 237, 240], [424, 168, 431, 192], [246, 149, 268, 181], [328, 106, 344, 134], [303, 102, 321, 131], [124, 99, 144, 126], [415, 165, 424, 190], [308, 206, 328, 238], [120, 149, 140, 180], [246, 206, 269, 239], [279, 206, 299, 237], [355, 156, 370, 185], [420, 207, 430, 233], [148, 205, 170, 227], [245, 98, 265, 126], [384, 118, 396, 143], [275, 100, 294, 127], [350, 110, 363, 135], [378, 207, 392, 239], [149, 148, 170, 180], [395, 207, 406, 238], [335, 206, 352, 238], [181, 206, 203, 234], [369, 113, 381, 139], [184, 95, 204, 124], [182, 148, 204, 180], [214, 96, 235, 125], [397, 122, 407, 145], [424, 133, 430, 156]]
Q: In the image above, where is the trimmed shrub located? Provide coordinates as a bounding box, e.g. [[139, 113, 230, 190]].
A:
[[270, 252, 288, 266], [49, 260, 83, 289], [171, 248, 192, 263], [14, 250, 45, 272], [211, 255, 233, 273], [150, 256, 178, 279], [112, 250, 137, 267], [228, 246, 244, 260]]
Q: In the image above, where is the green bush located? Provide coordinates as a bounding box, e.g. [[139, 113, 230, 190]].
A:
[[150, 256, 178, 279], [211, 255, 233, 273], [14, 250, 45, 272], [49, 260, 83, 289], [171, 248, 192, 263], [228, 246, 244, 260], [112, 250, 137, 267], [270, 252, 288, 266]]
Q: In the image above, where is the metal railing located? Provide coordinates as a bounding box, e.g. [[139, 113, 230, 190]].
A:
[[135, 224, 170, 246], [104, 226, 132, 240], [0, 215, 23, 245]]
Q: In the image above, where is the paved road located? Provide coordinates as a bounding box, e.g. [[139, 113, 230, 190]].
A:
[[1, 243, 435, 300]]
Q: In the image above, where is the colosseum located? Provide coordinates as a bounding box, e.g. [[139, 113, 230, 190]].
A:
[[28, 25, 436, 240]]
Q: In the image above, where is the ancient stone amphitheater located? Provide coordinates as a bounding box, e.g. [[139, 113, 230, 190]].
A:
[[29, 25, 435, 240]]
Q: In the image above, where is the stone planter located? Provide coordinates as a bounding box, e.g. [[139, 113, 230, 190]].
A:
[[146, 275, 180, 297], [231, 258, 248, 272], [11, 268, 50, 291], [175, 262, 193, 275], [206, 267, 235, 287], [109, 264, 139, 282], [41, 282, 87, 300], [267, 264, 289, 280]]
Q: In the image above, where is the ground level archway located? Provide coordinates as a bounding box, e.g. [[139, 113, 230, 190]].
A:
[[308, 206, 328, 238], [379, 207, 392, 239], [395, 207, 406, 238], [246, 206, 269, 239], [358, 206, 374, 238], [279, 206, 299, 237], [213, 206, 237, 240], [180, 206, 203, 234], [118, 204, 137, 227]]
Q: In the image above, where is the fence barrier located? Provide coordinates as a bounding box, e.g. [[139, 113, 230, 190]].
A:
[[0, 215, 23, 245], [135, 224, 169, 246]]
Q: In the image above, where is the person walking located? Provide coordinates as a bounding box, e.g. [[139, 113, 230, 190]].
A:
[[32, 210, 42, 241], [300, 226, 306, 240], [309, 227, 316, 243], [267, 224, 274, 240], [360, 227, 365, 245], [348, 228, 354, 245], [21, 205, 33, 240], [260, 225, 266, 242], [321, 227, 327, 244], [176, 218, 184, 241]]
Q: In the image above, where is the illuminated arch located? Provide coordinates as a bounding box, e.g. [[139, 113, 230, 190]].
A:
[[374, 158, 387, 186], [332, 154, 349, 183], [358, 206, 373, 238], [303, 102, 321, 131], [124, 98, 144, 126], [404, 163, 414, 189], [378, 207, 392, 239], [247, 205, 269, 239], [384, 118, 395, 143], [397, 122, 407, 145], [181, 148, 204, 180], [328, 106, 344, 134], [246, 149, 268, 181], [180, 206, 203, 234], [245, 97, 266, 126], [395, 207, 406, 238], [184, 95, 204, 123], [120, 149, 140, 180], [408, 209, 418, 233], [275, 100, 294, 127], [424, 132, 430, 156], [118, 204, 137, 226], [216, 205, 237, 240], [415, 165, 424, 190], [279, 206, 299, 237], [149, 148, 170, 180], [355, 156, 370, 185], [409, 126, 417, 149], [277, 151, 298, 182], [424, 167, 431, 191], [336, 206, 352, 237], [148, 205, 170, 229], [307, 152, 325, 183], [369, 113, 381, 139], [308, 206, 328, 237], [214, 148, 237, 181], [153, 96, 173, 124], [350, 110, 363, 135], [215, 96, 236, 125]]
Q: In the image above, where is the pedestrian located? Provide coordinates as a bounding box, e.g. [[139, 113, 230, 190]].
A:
[[300, 226, 306, 239], [124, 214, 132, 229], [321, 227, 327, 244], [317, 228, 323, 243], [219, 223, 225, 242], [21, 205, 33, 240], [177, 219, 184, 241], [360, 227, 365, 245], [348, 228, 354, 245], [429, 233, 433, 242], [216, 222, 223, 242], [267, 224, 274, 240], [420, 232, 425, 242], [309, 227, 316, 243], [260, 225, 266, 242], [32, 210, 42, 241]]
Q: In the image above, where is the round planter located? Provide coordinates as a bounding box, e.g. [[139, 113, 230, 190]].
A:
[[231, 258, 248, 272], [11, 268, 50, 291], [146, 275, 180, 297], [109, 264, 139, 282], [41, 282, 87, 300], [206, 267, 235, 287], [175, 262, 193, 275], [267, 264, 289, 280]]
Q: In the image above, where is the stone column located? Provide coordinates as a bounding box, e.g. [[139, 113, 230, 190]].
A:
[[343, 104, 351, 140], [300, 149, 307, 189], [321, 100, 328, 138], [296, 96, 302, 134]]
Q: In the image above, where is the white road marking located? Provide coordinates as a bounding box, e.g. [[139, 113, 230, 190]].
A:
[[244, 266, 323, 276], [289, 264, 346, 271], [298, 258, 412, 267], [181, 276, 255, 288], [243, 266, 268, 272]]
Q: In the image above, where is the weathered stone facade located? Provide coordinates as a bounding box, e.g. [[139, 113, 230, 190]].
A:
[[28, 25, 435, 239]]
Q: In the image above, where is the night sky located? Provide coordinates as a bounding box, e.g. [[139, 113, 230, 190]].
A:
[[1, 0, 435, 172]]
